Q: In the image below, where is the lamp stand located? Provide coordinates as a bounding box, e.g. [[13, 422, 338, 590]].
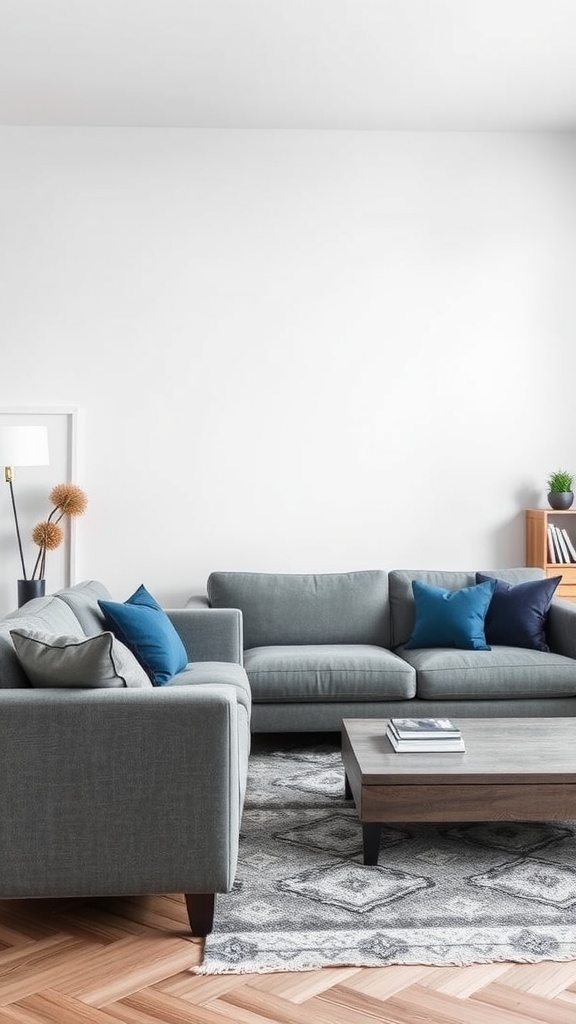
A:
[[5, 466, 28, 580]]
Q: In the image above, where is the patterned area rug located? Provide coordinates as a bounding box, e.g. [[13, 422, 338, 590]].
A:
[[198, 738, 576, 974]]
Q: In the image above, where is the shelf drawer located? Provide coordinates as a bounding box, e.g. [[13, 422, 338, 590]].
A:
[[550, 566, 576, 586]]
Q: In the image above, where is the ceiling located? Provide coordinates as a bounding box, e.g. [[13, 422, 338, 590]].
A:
[[1, 0, 575, 130]]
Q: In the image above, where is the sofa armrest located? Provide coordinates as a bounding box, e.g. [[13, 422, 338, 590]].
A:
[[547, 598, 576, 659], [166, 607, 243, 664], [0, 685, 247, 900]]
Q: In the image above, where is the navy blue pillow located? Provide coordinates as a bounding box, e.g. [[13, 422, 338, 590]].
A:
[[405, 579, 496, 651], [475, 573, 560, 652], [98, 584, 188, 685]]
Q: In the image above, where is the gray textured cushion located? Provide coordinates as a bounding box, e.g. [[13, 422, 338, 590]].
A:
[[208, 570, 391, 648], [243, 644, 415, 702], [54, 580, 112, 635], [0, 599, 89, 690], [10, 628, 153, 689], [389, 568, 546, 649], [398, 644, 576, 699], [5, 596, 87, 636]]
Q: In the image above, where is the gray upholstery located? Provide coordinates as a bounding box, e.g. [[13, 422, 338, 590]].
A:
[[0, 625, 34, 688], [0, 687, 244, 898], [251, 696, 576, 732], [399, 645, 576, 699], [167, 607, 243, 664], [203, 567, 576, 732], [54, 579, 112, 634], [244, 644, 415, 701], [0, 580, 251, 935], [208, 570, 390, 648], [547, 599, 576, 661], [4, 595, 87, 636], [167, 660, 252, 714]]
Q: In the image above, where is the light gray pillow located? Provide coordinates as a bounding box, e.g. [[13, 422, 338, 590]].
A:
[[9, 628, 153, 689]]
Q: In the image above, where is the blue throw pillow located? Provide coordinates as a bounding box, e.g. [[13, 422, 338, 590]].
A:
[[405, 579, 496, 651], [476, 573, 561, 652], [98, 584, 188, 685]]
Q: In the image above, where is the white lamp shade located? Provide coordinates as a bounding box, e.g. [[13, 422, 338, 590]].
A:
[[0, 426, 50, 467]]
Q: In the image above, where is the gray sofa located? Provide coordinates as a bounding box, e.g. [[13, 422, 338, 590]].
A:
[[205, 568, 576, 732], [0, 580, 251, 936]]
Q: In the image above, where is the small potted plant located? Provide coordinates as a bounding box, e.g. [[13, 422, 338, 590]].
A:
[[547, 469, 574, 510]]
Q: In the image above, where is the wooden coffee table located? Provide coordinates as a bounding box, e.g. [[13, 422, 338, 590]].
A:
[[341, 717, 576, 865]]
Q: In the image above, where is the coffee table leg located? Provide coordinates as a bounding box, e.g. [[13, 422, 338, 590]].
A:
[[362, 824, 382, 866], [344, 773, 352, 800]]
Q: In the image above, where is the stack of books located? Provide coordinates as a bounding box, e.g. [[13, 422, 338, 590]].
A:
[[547, 523, 576, 564], [386, 717, 465, 752]]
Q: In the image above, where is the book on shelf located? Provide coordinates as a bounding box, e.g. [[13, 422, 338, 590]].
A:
[[389, 717, 461, 739], [547, 524, 557, 563], [555, 524, 571, 563], [548, 524, 565, 563], [561, 527, 576, 563], [548, 524, 564, 562], [386, 725, 465, 753], [548, 523, 575, 564]]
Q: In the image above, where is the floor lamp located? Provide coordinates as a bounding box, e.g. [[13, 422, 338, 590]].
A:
[[0, 425, 50, 605]]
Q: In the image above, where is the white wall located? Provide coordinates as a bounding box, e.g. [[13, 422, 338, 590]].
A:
[[0, 128, 575, 611]]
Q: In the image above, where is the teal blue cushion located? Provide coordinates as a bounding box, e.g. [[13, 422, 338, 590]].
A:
[[404, 579, 496, 651], [98, 584, 187, 685]]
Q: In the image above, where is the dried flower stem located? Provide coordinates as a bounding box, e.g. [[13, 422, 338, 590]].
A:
[[30, 483, 87, 581]]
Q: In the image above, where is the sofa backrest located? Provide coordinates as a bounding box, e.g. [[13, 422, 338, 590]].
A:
[[0, 580, 113, 688], [389, 567, 546, 648], [207, 570, 391, 649], [54, 579, 112, 635]]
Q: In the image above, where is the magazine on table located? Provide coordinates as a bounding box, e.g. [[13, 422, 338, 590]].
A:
[[389, 717, 461, 740], [386, 725, 465, 753]]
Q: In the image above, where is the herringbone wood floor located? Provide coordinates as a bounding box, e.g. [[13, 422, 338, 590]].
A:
[[1, 894, 576, 1023]]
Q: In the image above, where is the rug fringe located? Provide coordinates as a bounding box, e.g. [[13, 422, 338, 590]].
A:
[[194, 962, 319, 976], [194, 951, 576, 976]]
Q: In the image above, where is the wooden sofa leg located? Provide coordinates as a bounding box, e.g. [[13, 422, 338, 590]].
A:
[[184, 893, 216, 936]]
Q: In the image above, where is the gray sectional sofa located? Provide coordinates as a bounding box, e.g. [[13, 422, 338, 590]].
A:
[[5, 569, 576, 933], [205, 568, 576, 732], [0, 580, 251, 936]]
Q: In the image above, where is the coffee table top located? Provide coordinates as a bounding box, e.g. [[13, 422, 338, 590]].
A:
[[342, 717, 576, 785]]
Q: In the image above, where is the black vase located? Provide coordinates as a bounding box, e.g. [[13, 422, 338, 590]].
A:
[[17, 579, 46, 607]]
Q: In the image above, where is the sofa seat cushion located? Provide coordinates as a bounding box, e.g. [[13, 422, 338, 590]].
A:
[[243, 645, 416, 702], [167, 661, 252, 715], [398, 646, 576, 700]]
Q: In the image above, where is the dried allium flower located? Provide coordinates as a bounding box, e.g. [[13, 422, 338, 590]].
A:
[[49, 483, 88, 517], [28, 481, 88, 581], [32, 521, 64, 551]]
